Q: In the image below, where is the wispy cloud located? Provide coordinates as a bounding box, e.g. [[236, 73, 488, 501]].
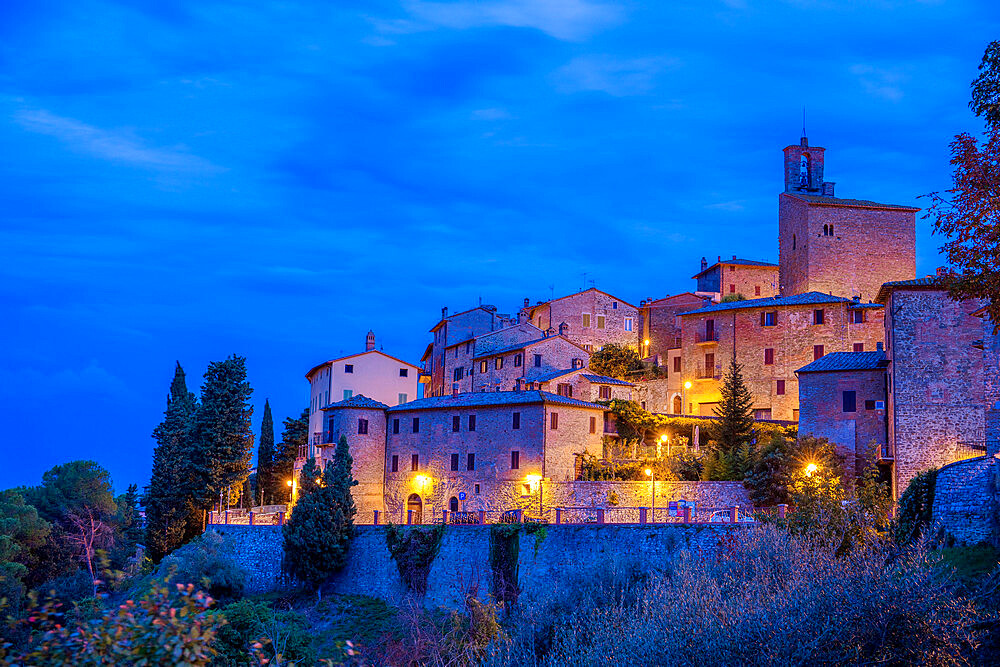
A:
[[402, 0, 623, 41], [14, 108, 222, 172], [849, 64, 906, 102], [554, 55, 678, 96]]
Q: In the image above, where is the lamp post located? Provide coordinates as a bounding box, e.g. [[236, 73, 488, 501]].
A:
[[804, 462, 818, 477], [683, 380, 692, 415], [526, 474, 542, 518], [644, 468, 654, 523]]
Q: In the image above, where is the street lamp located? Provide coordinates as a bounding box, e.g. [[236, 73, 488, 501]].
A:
[[804, 462, 818, 477], [645, 468, 654, 522], [659, 433, 669, 457], [526, 474, 542, 517]]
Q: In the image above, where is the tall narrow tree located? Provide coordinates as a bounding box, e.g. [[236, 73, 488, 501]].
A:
[[143, 362, 198, 561], [256, 399, 275, 505], [710, 358, 756, 454], [274, 408, 309, 503], [190, 355, 255, 524]]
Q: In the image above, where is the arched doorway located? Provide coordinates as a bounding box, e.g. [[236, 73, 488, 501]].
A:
[[407, 493, 422, 524], [449, 496, 459, 512], [672, 395, 682, 415]]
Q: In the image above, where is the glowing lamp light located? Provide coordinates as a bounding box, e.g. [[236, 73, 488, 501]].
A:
[[644, 468, 652, 477], [684, 381, 692, 389], [644, 339, 650, 346], [804, 463, 818, 477], [659, 434, 668, 443], [414, 474, 430, 488], [525, 474, 542, 483], [286, 480, 293, 487]]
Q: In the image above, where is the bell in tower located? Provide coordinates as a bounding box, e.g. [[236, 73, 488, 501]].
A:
[[365, 330, 375, 352]]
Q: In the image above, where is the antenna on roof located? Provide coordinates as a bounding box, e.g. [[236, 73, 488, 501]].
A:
[[580, 272, 587, 292], [549, 284, 554, 300], [802, 106, 806, 137]]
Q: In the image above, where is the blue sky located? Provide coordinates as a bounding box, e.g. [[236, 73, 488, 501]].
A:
[[1, 0, 996, 493]]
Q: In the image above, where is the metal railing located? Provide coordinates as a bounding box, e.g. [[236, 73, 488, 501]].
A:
[[696, 331, 719, 344], [208, 507, 288, 526], [696, 367, 720, 379]]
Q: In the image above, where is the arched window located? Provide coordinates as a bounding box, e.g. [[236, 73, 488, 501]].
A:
[[829, 224, 834, 236], [449, 496, 459, 512], [407, 493, 422, 524], [672, 395, 682, 414], [823, 224, 829, 236], [799, 153, 810, 187]]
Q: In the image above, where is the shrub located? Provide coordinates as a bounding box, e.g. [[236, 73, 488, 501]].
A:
[[486, 527, 985, 666], [896, 468, 939, 544], [34, 568, 94, 605], [213, 599, 316, 666], [156, 530, 247, 600], [1, 582, 223, 665], [385, 525, 444, 596]]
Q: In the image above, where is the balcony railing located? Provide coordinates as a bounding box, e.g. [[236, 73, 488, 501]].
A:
[[696, 331, 719, 344], [696, 367, 720, 379]]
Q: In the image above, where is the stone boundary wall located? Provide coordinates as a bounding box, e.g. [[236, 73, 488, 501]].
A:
[[931, 455, 998, 546], [214, 523, 747, 608]]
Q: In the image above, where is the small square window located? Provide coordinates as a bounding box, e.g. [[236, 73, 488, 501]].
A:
[[612, 301, 618, 309], [345, 364, 354, 373], [474, 483, 480, 494], [392, 418, 400, 434], [599, 386, 611, 400], [399, 368, 409, 377], [495, 357, 503, 370], [358, 418, 368, 435], [391, 455, 398, 472], [589, 416, 596, 433], [511, 450, 520, 470], [343, 389, 353, 400], [512, 412, 520, 430], [814, 345, 825, 360], [451, 453, 459, 471], [411, 453, 419, 471], [853, 343, 864, 352], [865, 400, 877, 410], [467, 453, 475, 471], [514, 354, 523, 367], [452, 415, 460, 432], [480, 360, 488, 373], [582, 313, 591, 328], [624, 317, 633, 332], [550, 412, 558, 430], [468, 414, 476, 431], [813, 309, 825, 325], [852, 310, 865, 324], [398, 393, 407, 404], [534, 354, 542, 367], [412, 417, 420, 433], [755, 285, 761, 296], [730, 284, 736, 293], [764, 348, 774, 365], [597, 315, 606, 329], [843, 390, 857, 413], [673, 357, 681, 373], [776, 379, 785, 395], [761, 311, 777, 327]]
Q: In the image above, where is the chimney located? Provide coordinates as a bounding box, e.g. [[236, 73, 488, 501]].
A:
[[452, 383, 459, 397], [876, 341, 884, 352], [822, 182, 836, 197], [732, 255, 737, 260], [558, 322, 569, 336], [365, 330, 375, 352], [717, 255, 721, 263], [442, 306, 448, 318], [700, 257, 708, 271], [936, 266, 949, 277], [545, 326, 555, 338], [523, 297, 530, 307]]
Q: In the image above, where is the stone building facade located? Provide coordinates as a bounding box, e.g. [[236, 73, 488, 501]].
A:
[[796, 351, 889, 479], [442, 322, 543, 394], [877, 278, 986, 497], [679, 292, 884, 420], [470, 335, 589, 392], [423, 305, 515, 397], [533, 368, 635, 403], [777, 137, 917, 302], [305, 333, 421, 442], [521, 288, 639, 352], [692, 257, 779, 302], [638, 292, 704, 362]]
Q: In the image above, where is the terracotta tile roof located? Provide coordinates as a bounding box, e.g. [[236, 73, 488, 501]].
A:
[[320, 394, 390, 410], [680, 291, 881, 316], [691, 259, 778, 279], [306, 350, 421, 380], [472, 335, 588, 358], [385, 390, 604, 412], [875, 276, 945, 304], [796, 351, 888, 374], [784, 192, 919, 211], [580, 373, 633, 386]]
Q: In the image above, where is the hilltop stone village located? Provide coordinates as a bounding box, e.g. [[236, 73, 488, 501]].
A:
[[285, 135, 999, 538]]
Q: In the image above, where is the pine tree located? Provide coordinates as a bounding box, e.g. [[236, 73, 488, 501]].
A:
[[256, 399, 275, 505], [744, 432, 794, 506], [190, 355, 255, 519], [710, 358, 756, 454], [274, 408, 309, 503], [282, 448, 355, 599], [143, 362, 199, 561]]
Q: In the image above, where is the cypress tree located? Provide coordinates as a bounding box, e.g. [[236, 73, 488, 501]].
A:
[[143, 362, 199, 561], [329, 435, 357, 533], [710, 358, 755, 454], [256, 399, 275, 505], [274, 408, 309, 503], [190, 355, 255, 522]]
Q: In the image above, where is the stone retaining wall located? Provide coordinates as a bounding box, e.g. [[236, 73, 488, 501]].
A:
[[215, 522, 746, 608], [931, 455, 997, 546]]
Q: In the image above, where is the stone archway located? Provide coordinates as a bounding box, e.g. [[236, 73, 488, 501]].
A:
[[672, 394, 682, 414], [449, 496, 459, 512], [407, 493, 422, 524]]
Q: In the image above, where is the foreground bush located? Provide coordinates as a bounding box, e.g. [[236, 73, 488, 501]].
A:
[[487, 526, 985, 666], [156, 530, 247, 601], [0, 583, 222, 666]]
